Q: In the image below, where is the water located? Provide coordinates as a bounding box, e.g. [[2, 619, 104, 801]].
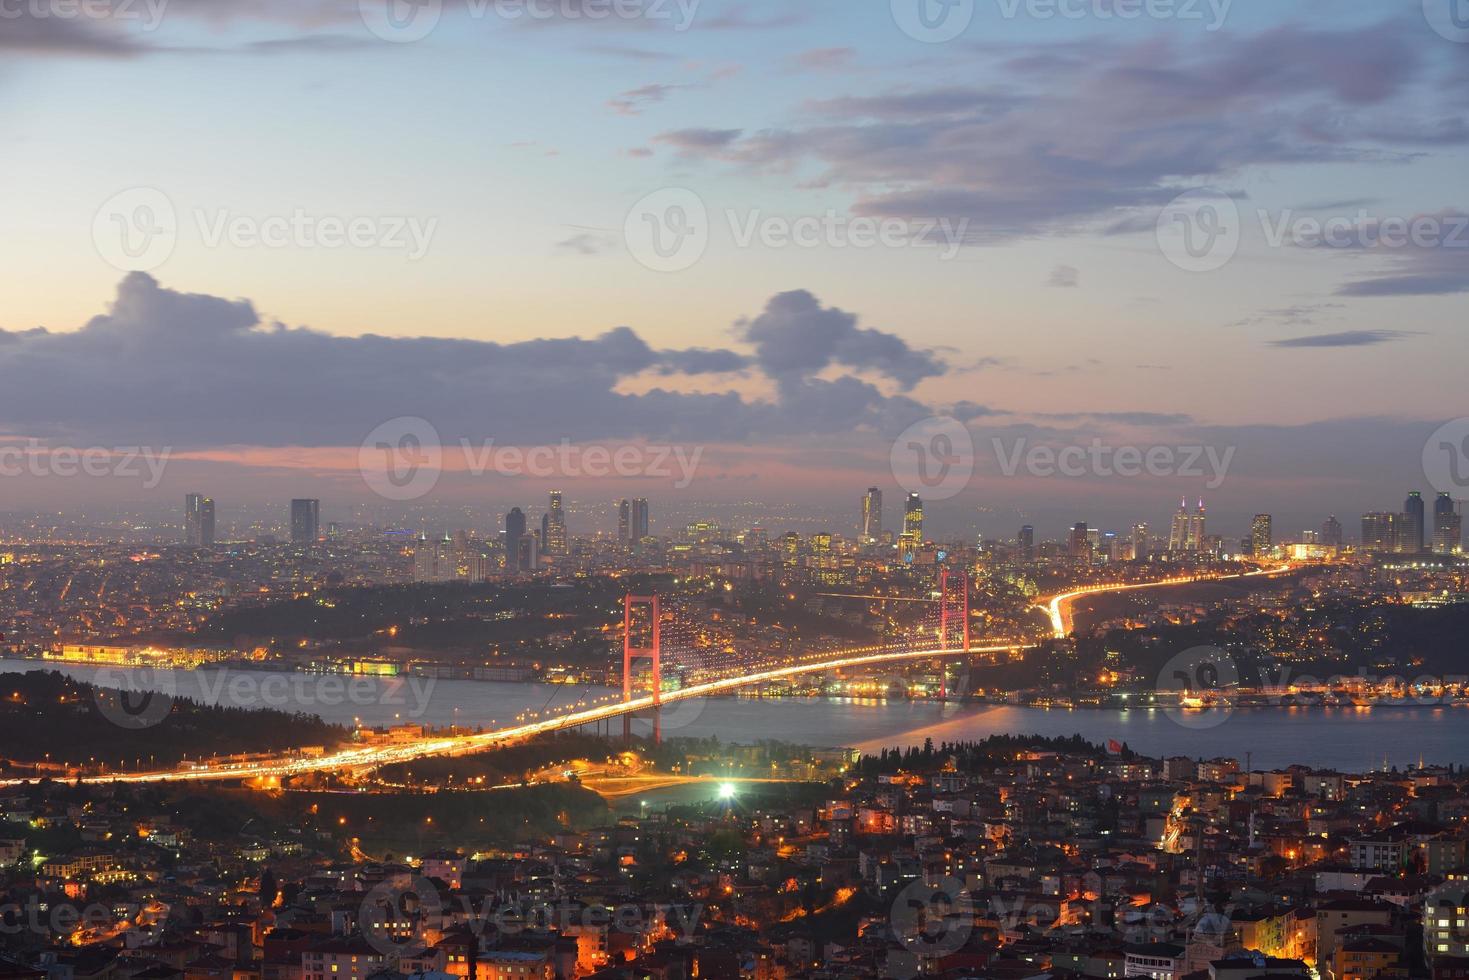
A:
[[3, 660, 1465, 771]]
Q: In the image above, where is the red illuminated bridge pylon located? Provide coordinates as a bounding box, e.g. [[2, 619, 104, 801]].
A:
[[938, 569, 971, 699], [622, 593, 661, 745]]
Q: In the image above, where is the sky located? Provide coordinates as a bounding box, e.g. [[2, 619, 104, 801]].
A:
[[1, 0, 1467, 539]]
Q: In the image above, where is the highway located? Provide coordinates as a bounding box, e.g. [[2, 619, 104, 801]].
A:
[[1040, 563, 1298, 638]]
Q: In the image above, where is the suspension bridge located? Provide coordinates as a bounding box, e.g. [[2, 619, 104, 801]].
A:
[[7, 565, 1297, 784]]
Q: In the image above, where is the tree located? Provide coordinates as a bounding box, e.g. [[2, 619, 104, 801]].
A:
[[259, 867, 278, 907]]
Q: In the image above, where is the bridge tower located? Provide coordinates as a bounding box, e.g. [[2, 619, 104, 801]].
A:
[[622, 594, 662, 745], [938, 570, 971, 699]]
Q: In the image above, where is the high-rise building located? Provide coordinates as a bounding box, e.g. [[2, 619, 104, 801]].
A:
[[1131, 523, 1150, 560], [1251, 514, 1273, 557], [898, 493, 923, 561], [290, 499, 319, 545], [1361, 512, 1400, 552], [1403, 491, 1426, 554], [546, 490, 566, 556], [632, 498, 650, 541], [1017, 525, 1034, 562], [617, 499, 631, 543], [903, 493, 923, 540], [1321, 515, 1343, 548], [1069, 522, 1091, 562], [1168, 499, 1206, 552], [1433, 492, 1462, 554], [413, 532, 457, 582], [861, 488, 883, 544], [504, 507, 527, 573], [185, 493, 215, 548]]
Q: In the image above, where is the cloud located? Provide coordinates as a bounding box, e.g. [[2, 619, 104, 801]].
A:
[[651, 18, 1463, 241], [788, 47, 855, 73], [1269, 330, 1417, 348], [0, 275, 942, 449], [734, 290, 945, 391], [607, 82, 690, 116], [1047, 265, 1079, 288], [554, 232, 617, 255]]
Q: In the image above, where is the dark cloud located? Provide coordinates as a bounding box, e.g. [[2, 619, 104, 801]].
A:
[[1269, 330, 1417, 348], [0, 275, 940, 448], [653, 18, 1462, 241], [734, 290, 945, 391]]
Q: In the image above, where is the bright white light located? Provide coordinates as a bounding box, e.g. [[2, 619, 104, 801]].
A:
[[718, 783, 736, 800]]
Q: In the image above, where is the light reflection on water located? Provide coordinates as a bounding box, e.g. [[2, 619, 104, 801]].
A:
[[3, 660, 1463, 771]]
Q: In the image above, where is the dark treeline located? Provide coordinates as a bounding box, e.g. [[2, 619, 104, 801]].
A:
[[0, 671, 346, 769], [856, 733, 1133, 774]]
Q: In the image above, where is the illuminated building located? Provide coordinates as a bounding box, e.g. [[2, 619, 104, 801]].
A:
[[1017, 525, 1034, 562], [290, 498, 319, 545], [1132, 523, 1150, 560], [184, 493, 215, 548], [1433, 492, 1461, 554], [1069, 523, 1091, 562], [546, 490, 567, 555], [1251, 514, 1272, 557], [1361, 512, 1400, 553], [861, 487, 883, 544], [413, 532, 456, 582], [1403, 491, 1426, 554], [617, 499, 630, 543], [1168, 499, 1206, 552], [896, 493, 923, 561]]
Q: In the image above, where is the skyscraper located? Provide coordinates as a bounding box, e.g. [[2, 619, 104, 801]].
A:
[[617, 499, 630, 543], [1433, 493, 1462, 554], [898, 493, 923, 561], [1403, 491, 1426, 554], [903, 493, 923, 540], [861, 488, 883, 545], [1069, 522, 1091, 562], [504, 507, 527, 573], [1361, 512, 1399, 552], [1321, 515, 1343, 548], [1251, 514, 1272, 557], [632, 498, 650, 541], [546, 490, 567, 555], [290, 499, 319, 545], [1169, 499, 1190, 551], [1131, 523, 1150, 561], [1017, 525, 1034, 562], [185, 493, 215, 548]]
